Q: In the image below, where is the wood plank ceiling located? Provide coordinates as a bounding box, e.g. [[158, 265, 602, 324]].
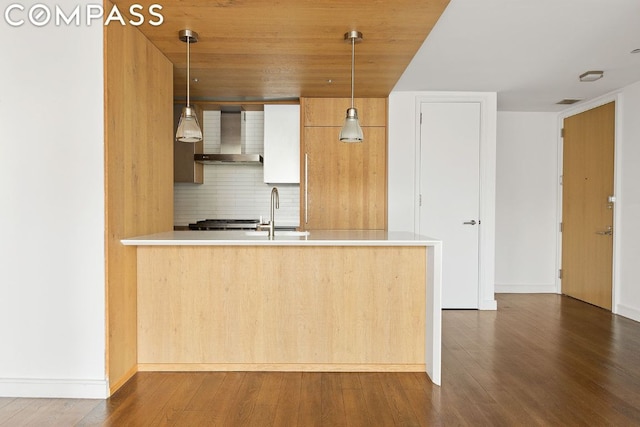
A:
[[112, 0, 450, 101]]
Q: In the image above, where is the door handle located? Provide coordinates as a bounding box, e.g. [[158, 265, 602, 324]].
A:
[[304, 153, 308, 224], [596, 226, 612, 235], [463, 220, 477, 225]]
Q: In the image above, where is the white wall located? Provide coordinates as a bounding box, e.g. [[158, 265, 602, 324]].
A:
[[0, 7, 107, 397], [617, 81, 640, 321], [495, 112, 558, 293], [388, 92, 419, 232], [174, 111, 300, 227]]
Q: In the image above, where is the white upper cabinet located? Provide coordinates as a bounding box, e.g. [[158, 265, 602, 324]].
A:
[[263, 104, 300, 183]]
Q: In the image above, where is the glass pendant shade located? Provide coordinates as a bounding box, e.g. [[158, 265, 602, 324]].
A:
[[176, 106, 203, 143], [339, 107, 363, 143]]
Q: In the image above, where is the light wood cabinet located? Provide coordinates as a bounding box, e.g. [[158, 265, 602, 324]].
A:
[[173, 103, 204, 183], [137, 245, 426, 370], [300, 97, 387, 230], [304, 97, 386, 127], [303, 127, 386, 229]]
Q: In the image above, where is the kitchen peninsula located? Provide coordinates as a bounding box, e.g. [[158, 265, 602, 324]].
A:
[[122, 230, 442, 385]]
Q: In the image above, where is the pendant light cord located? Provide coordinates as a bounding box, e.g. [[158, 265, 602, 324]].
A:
[[186, 37, 191, 108], [350, 36, 355, 109]]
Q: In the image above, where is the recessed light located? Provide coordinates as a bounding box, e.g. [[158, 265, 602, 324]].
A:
[[579, 70, 603, 82]]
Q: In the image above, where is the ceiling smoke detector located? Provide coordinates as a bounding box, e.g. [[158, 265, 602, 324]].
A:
[[579, 70, 604, 82]]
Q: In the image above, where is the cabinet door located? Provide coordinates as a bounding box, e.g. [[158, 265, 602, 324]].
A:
[[263, 104, 300, 183], [302, 127, 386, 230], [303, 98, 387, 127]]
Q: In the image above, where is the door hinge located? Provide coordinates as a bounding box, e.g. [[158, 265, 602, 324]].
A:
[[561, 128, 565, 138], [560, 222, 563, 232], [419, 194, 422, 206], [420, 112, 423, 125], [558, 269, 563, 279], [560, 175, 563, 186]]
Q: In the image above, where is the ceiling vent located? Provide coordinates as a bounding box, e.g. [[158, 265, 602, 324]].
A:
[[556, 99, 582, 105]]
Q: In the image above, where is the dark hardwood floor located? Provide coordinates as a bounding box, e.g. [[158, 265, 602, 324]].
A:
[[2, 294, 640, 426]]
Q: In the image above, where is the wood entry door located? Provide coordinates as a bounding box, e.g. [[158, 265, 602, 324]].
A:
[[561, 102, 615, 310]]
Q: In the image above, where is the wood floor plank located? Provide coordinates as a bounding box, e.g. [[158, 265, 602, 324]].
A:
[[0, 398, 15, 411], [184, 372, 246, 425], [357, 372, 396, 426], [219, 371, 265, 426], [184, 372, 228, 411], [97, 372, 181, 426], [340, 373, 373, 427], [272, 372, 302, 426], [170, 409, 219, 426], [393, 373, 441, 426], [0, 398, 35, 425], [378, 372, 424, 426], [297, 372, 322, 427], [147, 372, 206, 426], [76, 370, 167, 426], [0, 398, 101, 426], [320, 373, 347, 427], [246, 371, 283, 426]]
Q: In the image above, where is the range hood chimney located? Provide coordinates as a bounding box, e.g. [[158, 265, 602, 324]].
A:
[[195, 107, 263, 165]]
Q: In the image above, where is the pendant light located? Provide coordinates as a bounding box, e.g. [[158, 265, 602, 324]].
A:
[[176, 29, 203, 143], [339, 30, 364, 143]]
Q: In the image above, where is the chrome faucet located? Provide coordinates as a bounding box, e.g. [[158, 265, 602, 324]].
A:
[[258, 187, 279, 238]]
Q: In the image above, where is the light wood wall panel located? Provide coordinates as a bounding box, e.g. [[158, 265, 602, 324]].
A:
[[137, 246, 426, 370], [104, 2, 173, 394]]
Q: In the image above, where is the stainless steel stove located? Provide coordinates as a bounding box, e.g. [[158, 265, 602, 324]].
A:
[[188, 219, 260, 231]]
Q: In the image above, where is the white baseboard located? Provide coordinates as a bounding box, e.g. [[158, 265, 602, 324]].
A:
[[616, 304, 640, 323], [0, 378, 109, 399], [495, 284, 558, 294], [479, 299, 497, 310]]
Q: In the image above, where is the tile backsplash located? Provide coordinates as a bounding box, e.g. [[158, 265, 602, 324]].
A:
[[174, 110, 300, 226]]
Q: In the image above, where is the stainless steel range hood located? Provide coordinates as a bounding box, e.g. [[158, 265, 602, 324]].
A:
[[195, 110, 263, 165], [195, 152, 263, 164]]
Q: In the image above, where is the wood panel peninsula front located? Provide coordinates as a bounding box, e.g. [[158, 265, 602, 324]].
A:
[[121, 230, 442, 385]]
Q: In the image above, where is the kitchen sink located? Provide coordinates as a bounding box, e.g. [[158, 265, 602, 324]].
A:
[[244, 230, 310, 237]]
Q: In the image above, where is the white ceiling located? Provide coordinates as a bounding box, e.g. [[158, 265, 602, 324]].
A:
[[394, 0, 640, 111]]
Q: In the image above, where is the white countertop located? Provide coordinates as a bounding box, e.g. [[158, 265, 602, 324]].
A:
[[121, 230, 441, 247]]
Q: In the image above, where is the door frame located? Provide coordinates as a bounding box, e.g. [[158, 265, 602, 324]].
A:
[[414, 92, 497, 310], [556, 92, 623, 312]]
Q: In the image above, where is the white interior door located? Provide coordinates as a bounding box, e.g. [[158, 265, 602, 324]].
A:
[[419, 102, 480, 309]]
